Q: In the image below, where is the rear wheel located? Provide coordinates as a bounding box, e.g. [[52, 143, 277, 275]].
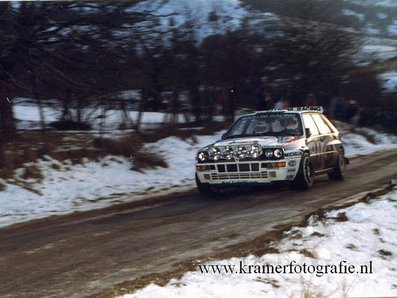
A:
[[328, 150, 346, 181], [195, 173, 218, 195], [292, 153, 314, 190]]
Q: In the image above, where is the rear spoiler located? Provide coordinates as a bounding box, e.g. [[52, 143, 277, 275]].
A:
[[265, 106, 324, 113], [287, 106, 324, 113]]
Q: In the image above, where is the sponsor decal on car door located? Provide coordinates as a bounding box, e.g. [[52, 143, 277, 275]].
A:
[[311, 114, 337, 169], [302, 114, 322, 170]]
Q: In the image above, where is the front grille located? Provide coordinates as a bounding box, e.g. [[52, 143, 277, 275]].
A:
[[210, 161, 268, 181], [211, 171, 268, 180], [199, 161, 285, 181], [226, 164, 238, 172], [217, 163, 261, 173]]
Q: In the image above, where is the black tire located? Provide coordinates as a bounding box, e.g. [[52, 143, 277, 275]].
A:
[[328, 150, 346, 181], [195, 173, 218, 195], [292, 153, 314, 190]]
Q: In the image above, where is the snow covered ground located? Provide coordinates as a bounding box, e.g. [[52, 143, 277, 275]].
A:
[[378, 72, 397, 93], [5, 101, 397, 297], [0, 132, 222, 228], [339, 125, 397, 157], [121, 188, 397, 298], [14, 99, 189, 131], [349, 0, 397, 8], [359, 38, 397, 64], [1, 117, 397, 228]]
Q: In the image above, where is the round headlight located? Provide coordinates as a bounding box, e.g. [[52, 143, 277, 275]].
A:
[[236, 146, 247, 159], [250, 144, 263, 158], [209, 146, 221, 161], [222, 146, 234, 160], [274, 149, 283, 158], [197, 152, 207, 162], [265, 150, 274, 158]]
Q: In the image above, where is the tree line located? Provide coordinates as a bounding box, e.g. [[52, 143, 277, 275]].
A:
[[0, 0, 386, 140]]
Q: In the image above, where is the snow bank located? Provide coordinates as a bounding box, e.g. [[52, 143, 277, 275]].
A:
[[378, 72, 397, 93], [14, 102, 190, 131], [122, 189, 397, 298], [0, 132, 223, 227], [342, 127, 397, 157]]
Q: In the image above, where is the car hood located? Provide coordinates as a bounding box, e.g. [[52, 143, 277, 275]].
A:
[[209, 136, 303, 148]]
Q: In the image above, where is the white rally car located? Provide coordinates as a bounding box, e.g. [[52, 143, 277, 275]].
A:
[[195, 107, 348, 194]]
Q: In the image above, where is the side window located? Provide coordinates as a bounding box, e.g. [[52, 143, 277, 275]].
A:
[[302, 114, 319, 136], [312, 114, 332, 134], [320, 114, 336, 133]]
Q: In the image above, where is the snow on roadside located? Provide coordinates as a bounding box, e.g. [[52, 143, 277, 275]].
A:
[[348, 0, 397, 8], [14, 102, 189, 130], [342, 127, 397, 157], [0, 123, 396, 228], [360, 43, 397, 63], [0, 132, 223, 228], [121, 188, 397, 298], [378, 72, 397, 93]]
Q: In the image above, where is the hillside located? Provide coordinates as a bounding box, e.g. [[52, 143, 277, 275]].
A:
[[129, 0, 397, 93]]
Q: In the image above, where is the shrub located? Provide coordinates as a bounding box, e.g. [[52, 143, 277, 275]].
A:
[[21, 165, 44, 181], [92, 134, 143, 157], [131, 150, 168, 172], [49, 120, 91, 130]]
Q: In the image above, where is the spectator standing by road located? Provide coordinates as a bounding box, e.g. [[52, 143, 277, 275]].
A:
[[274, 96, 290, 110], [256, 84, 274, 110], [329, 96, 347, 120]]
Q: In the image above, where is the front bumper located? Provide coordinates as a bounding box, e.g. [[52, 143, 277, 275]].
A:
[[196, 158, 300, 185]]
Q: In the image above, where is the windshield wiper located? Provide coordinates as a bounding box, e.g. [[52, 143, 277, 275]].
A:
[[223, 134, 249, 139], [280, 131, 301, 136]]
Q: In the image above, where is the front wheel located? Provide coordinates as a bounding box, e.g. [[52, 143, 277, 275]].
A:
[[328, 150, 346, 181], [292, 153, 314, 190]]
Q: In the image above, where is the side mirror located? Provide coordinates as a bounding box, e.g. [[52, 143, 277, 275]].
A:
[[221, 132, 226, 139], [305, 128, 312, 137]]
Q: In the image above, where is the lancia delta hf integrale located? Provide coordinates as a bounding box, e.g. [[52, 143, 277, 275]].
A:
[[195, 107, 348, 194]]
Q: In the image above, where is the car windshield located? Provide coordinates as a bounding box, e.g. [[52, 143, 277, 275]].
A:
[[223, 113, 303, 139]]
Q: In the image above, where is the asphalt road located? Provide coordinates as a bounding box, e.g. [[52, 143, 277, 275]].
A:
[[0, 150, 396, 298]]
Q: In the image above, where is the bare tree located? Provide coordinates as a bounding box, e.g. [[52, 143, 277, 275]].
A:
[[266, 19, 357, 104], [200, 30, 263, 120], [0, 1, 145, 137]]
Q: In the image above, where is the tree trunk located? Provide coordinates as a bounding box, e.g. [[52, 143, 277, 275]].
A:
[[33, 74, 46, 132], [61, 89, 72, 121], [99, 103, 107, 140], [227, 87, 235, 122], [191, 86, 201, 125], [0, 83, 16, 141], [135, 90, 145, 133], [119, 99, 131, 129]]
